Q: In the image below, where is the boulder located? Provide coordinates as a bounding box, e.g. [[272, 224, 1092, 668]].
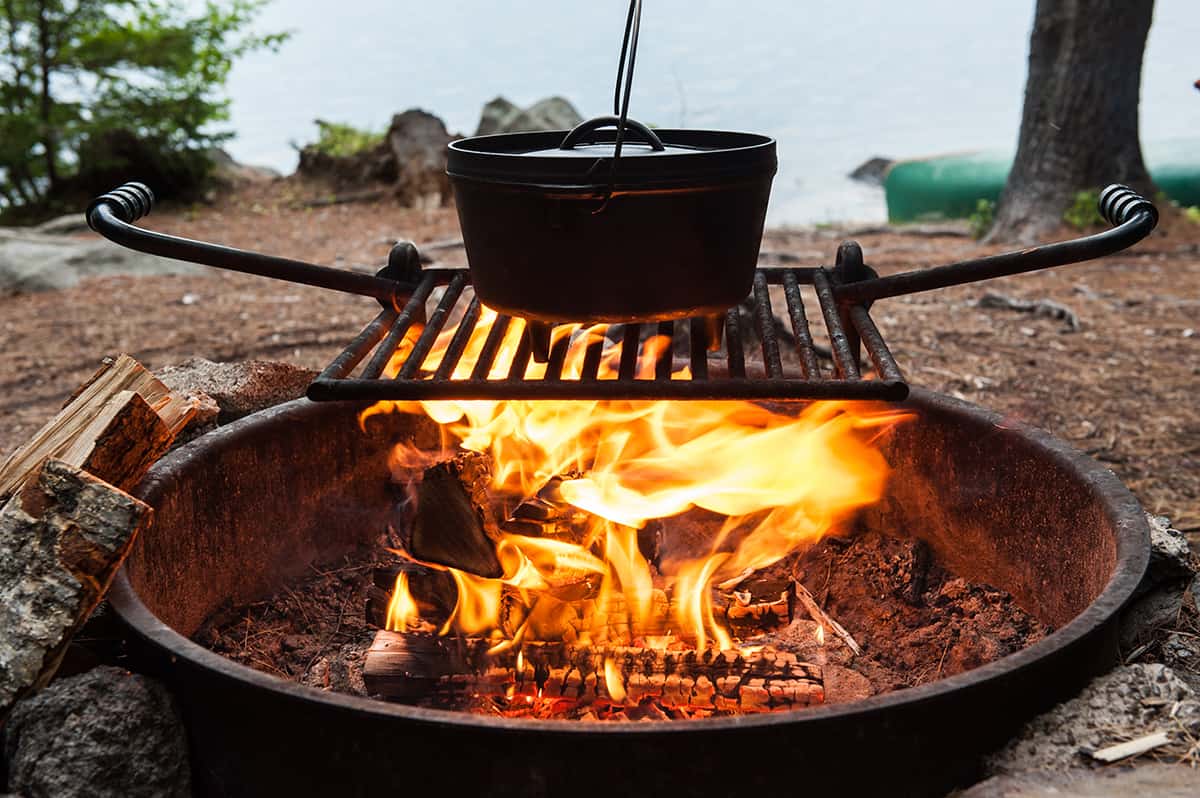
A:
[[1120, 515, 1196, 648], [207, 148, 281, 186], [156, 357, 316, 431], [388, 109, 455, 208], [2, 666, 191, 798], [0, 228, 200, 295], [848, 156, 894, 186], [474, 95, 583, 136]]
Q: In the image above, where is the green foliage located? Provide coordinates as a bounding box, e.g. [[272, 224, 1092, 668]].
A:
[[968, 198, 995, 239], [1185, 206, 1200, 225], [308, 120, 384, 158], [0, 0, 287, 220], [1063, 189, 1104, 230]]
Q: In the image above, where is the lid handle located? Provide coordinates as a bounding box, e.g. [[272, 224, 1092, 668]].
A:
[[559, 115, 665, 151]]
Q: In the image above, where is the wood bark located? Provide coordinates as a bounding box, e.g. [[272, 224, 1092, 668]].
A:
[[0, 459, 152, 715], [363, 630, 823, 711], [0, 355, 195, 499], [988, 0, 1156, 243]]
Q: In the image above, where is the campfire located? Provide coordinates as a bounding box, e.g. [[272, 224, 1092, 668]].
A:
[[351, 312, 910, 719]]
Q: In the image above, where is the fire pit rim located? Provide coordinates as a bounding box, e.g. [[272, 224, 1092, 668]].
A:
[[108, 389, 1149, 734]]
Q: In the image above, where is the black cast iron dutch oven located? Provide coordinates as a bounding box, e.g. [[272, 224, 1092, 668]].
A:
[[446, 115, 777, 324]]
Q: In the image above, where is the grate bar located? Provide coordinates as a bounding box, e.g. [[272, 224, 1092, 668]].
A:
[[469, 313, 512, 380], [544, 328, 572, 381], [654, 321, 674, 381], [812, 269, 861, 380], [507, 325, 533, 380], [433, 294, 482, 380], [581, 333, 605, 382], [725, 307, 746, 379], [752, 272, 784, 378], [689, 317, 709, 381], [849, 305, 904, 384], [318, 308, 397, 381], [309, 266, 911, 403], [618, 325, 641, 380], [782, 270, 822, 379], [397, 272, 468, 380], [361, 273, 437, 379]]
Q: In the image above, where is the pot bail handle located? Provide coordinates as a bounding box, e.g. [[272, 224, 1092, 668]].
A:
[[559, 115, 665, 151]]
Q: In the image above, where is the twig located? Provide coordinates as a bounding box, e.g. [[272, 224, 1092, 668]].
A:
[[793, 581, 862, 656]]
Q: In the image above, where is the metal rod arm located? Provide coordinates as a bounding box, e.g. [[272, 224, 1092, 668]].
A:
[[86, 182, 406, 306], [835, 184, 1158, 304]]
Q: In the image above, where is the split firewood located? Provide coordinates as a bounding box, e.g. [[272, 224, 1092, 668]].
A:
[[0, 459, 153, 716], [363, 630, 823, 712], [0, 355, 195, 500], [409, 451, 504, 577], [793, 582, 862, 656]]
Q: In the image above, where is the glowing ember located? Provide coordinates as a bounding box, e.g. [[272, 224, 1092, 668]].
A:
[[362, 302, 909, 657]]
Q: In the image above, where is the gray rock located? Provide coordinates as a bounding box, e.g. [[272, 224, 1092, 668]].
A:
[[3, 666, 190, 798], [1121, 582, 1189, 649], [1120, 515, 1196, 647], [31, 214, 91, 236], [1162, 632, 1200, 692], [156, 357, 315, 426], [207, 148, 281, 185], [387, 109, 455, 208], [1140, 515, 1194, 594], [986, 664, 1200, 776], [848, 156, 894, 186], [0, 229, 200, 294], [474, 95, 582, 136], [960, 764, 1200, 797]]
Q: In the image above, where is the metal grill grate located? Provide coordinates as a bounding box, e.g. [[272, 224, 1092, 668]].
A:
[[307, 267, 908, 402]]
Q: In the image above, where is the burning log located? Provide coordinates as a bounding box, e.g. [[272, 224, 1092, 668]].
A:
[[409, 451, 504, 577], [0, 459, 152, 715], [366, 563, 793, 641], [362, 630, 823, 712], [0, 355, 195, 500]]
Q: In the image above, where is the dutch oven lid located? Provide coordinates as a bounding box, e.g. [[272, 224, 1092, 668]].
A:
[[447, 115, 777, 190]]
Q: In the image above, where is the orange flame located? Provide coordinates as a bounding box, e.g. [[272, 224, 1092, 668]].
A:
[[366, 297, 908, 652], [385, 572, 420, 631]]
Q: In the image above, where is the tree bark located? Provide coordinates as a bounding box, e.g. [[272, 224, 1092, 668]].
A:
[[0, 460, 152, 716], [987, 0, 1156, 243], [36, 0, 58, 192]]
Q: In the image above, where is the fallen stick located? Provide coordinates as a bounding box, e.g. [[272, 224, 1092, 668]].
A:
[[794, 582, 862, 656], [363, 630, 823, 712], [0, 459, 153, 716]]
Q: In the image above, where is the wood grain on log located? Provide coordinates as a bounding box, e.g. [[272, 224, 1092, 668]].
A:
[[363, 630, 823, 712], [0, 460, 152, 715], [0, 355, 194, 499]]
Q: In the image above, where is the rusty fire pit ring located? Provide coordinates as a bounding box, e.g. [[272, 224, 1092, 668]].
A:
[[109, 390, 1148, 797]]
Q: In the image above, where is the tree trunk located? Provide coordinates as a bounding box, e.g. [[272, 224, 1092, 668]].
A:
[[36, 0, 58, 192], [987, 0, 1156, 243]]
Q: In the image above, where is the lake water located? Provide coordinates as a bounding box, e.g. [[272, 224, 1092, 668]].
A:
[[215, 1, 1200, 225]]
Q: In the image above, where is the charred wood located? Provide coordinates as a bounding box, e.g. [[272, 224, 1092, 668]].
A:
[[410, 451, 503, 577], [363, 630, 823, 711]]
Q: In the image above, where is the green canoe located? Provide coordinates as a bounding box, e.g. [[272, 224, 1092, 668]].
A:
[[884, 138, 1200, 222]]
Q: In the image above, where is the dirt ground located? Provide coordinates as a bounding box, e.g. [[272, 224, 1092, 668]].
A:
[[1, 180, 1197, 536]]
